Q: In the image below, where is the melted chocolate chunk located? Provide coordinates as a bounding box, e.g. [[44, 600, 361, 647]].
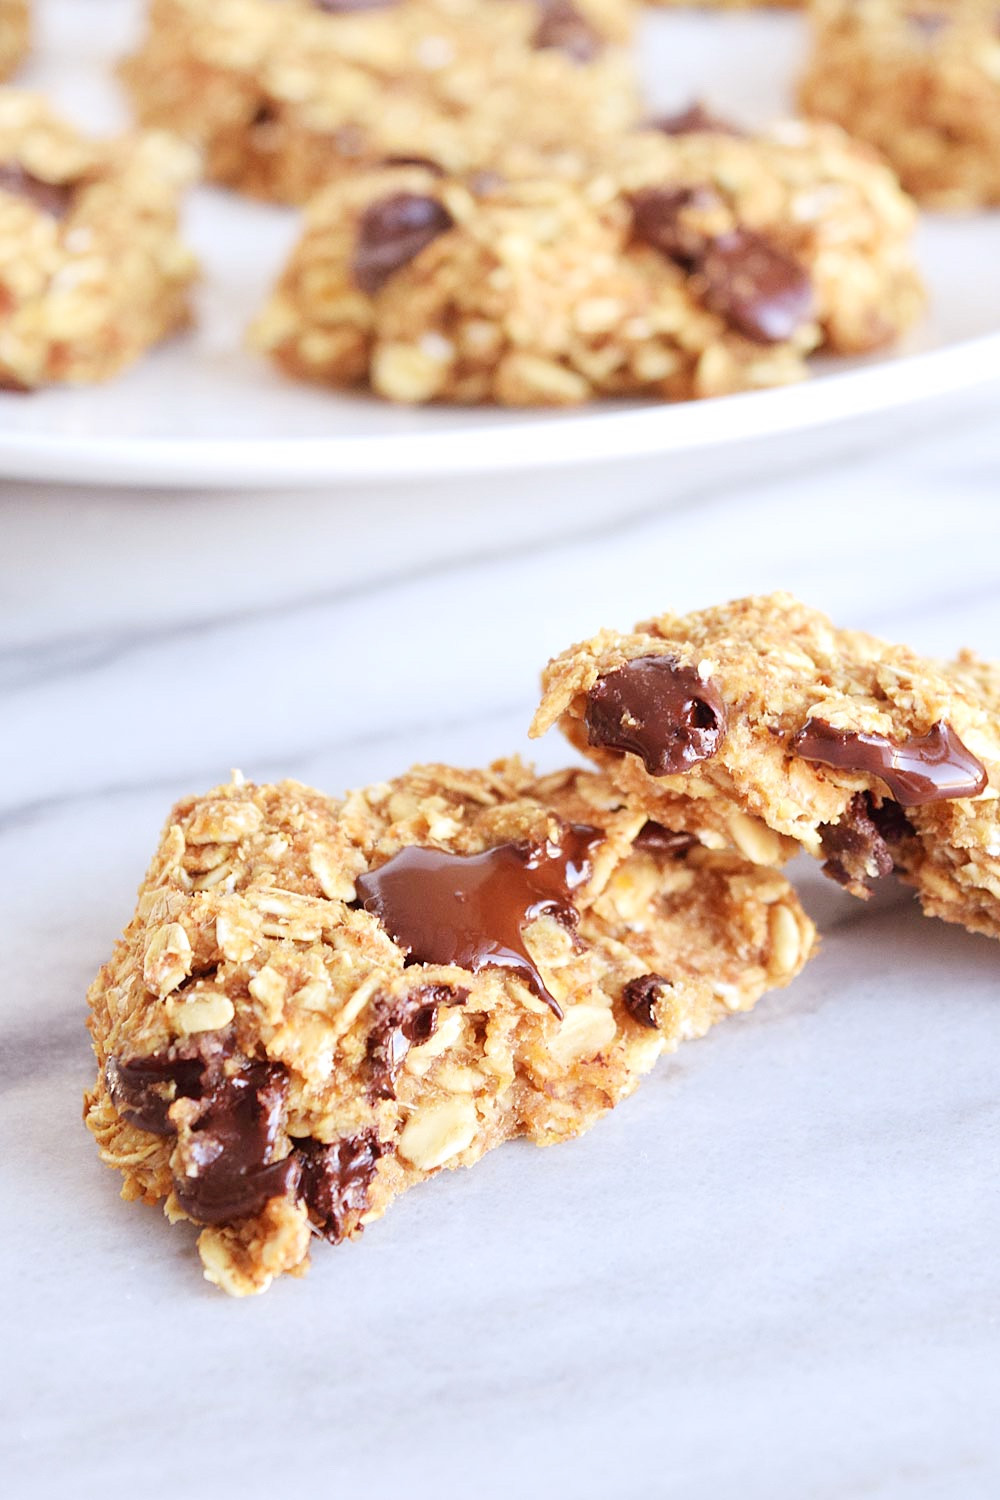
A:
[[867, 797, 917, 845], [630, 185, 716, 266], [367, 982, 469, 1099], [295, 1131, 385, 1242], [171, 1062, 298, 1225], [651, 102, 743, 137], [698, 229, 815, 344], [584, 655, 727, 777], [819, 792, 895, 895], [792, 718, 988, 807], [352, 192, 453, 295], [622, 973, 669, 1029], [634, 821, 699, 856], [108, 1035, 297, 1224], [533, 0, 602, 63], [105, 1029, 233, 1135], [354, 824, 603, 1017], [0, 162, 75, 219]]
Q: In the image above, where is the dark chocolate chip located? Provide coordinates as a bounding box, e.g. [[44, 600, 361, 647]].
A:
[[367, 982, 469, 1099], [352, 192, 454, 295], [622, 973, 669, 1029], [905, 9, 949, 38], [867, 797, 917, 845], [584, 655, 727, 777], [171, 1062, 298, 1225], [698, 229, 815, 344], [0, 162, 75, 219], [633, 821, 699, 855], [354, 823, 603, 1018], [105, 1029, 233, 1136], [651, 102, 744, 138], [108, 1035, 297, 1225], [295, 1131, 386, 1242], [629, 185, 717, 266], [791, 718, 988, 806], [818, 792, 896, 896], [533, 0, 602, 64]]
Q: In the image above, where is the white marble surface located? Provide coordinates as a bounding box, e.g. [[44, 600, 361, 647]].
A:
[[3, 383, 1000, 1498]]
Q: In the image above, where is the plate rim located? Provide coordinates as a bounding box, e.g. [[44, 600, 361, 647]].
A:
[[4, 326, 999, 491]]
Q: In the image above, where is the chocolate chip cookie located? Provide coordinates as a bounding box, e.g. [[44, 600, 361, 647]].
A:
[[0, 90, 197, 387], [85, 760, 814, 1294], [533, 594, 1000, 940], [800, 0, 1000, 208], [121, 0, 638, 204], [252, 121, 922, 405]]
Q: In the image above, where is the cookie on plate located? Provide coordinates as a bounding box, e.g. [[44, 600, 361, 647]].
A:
[[533, 593, 1000, 940], [251, 119, 922, 405], [0, 0, 28, 80], [799, 0, 1000, 208], [0, 90, 197, 388], [121, 0, 639, 204], [85, 760, 814, 1295]]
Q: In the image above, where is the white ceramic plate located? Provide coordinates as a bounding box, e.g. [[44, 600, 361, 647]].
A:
[[4, 0, 1000, 488]]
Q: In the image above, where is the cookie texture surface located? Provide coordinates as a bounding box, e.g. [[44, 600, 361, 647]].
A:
[[252, 121, 922, 405], [121, 0, 638, 205], [0, 90, 197, 388], [534, 594, 1000, 939], [799, 0, 1000, 208], [85, 760, 813, 1295], [0, 0, 28, 80]]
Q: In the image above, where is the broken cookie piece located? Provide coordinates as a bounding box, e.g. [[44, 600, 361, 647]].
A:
[[0, 90, 197, 387], [533, 593, 1000, 939], [251, 120, 921, 405], [85, 759, 814, 1295], [120, 0, 638, 204]]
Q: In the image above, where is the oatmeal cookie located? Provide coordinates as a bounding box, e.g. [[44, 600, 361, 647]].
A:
[[251, 120, 921, 405], [799, 0, 1000, 209], [120, 0, 639, 204], [0, 90, 197, 388], [85, 760, 814, 1296], [533, 594, 1000, 940], [0, 1, 28, 80]]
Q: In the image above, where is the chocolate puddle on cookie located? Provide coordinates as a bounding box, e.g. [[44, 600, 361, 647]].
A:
[[354, 825, 602, 1017], [584, 655, 727, 776], [792, 718, 988, 805]]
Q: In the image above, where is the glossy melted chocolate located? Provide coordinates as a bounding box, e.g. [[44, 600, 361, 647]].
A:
[[354, 824, 603, 1017], [170, 1062, 299, 1225], [792, 718, 988, 807], [584, 654, 727, 776]]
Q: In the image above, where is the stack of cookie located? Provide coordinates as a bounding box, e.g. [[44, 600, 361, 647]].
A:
[[5, 0, 993, 397], [85, 594, 1000, 1294]]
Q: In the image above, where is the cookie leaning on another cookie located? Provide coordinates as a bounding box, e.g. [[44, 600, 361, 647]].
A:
[[251, 120, 922, 406], [532, 593, 1000, 941], [85, 760, 814, 1296], [0, 90, 198, 388]]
